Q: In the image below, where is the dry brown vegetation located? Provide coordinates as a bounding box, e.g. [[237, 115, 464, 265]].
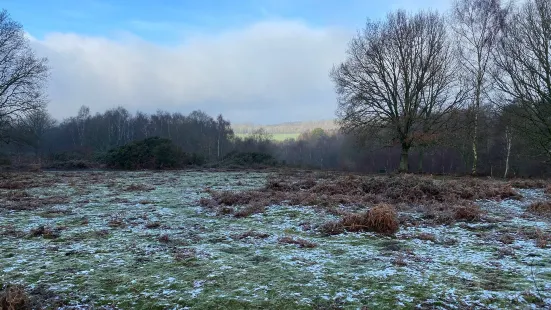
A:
[[319, 204, 400, 236], [415, 233, 437, 242], [527, 201, 551, 217], [535, 229, 551, 249], [145, 221, 161, 229], [199, 173, 518, 231], [0, 284, 29, 310], [124, 183, 154, 192], [277, 236, 317, 248], [201, 173, 520, 209], [107, 216, 126, 228], [232, 230, 270, 240], [29, 226, 61, 239], [509, 179, 549, 189]]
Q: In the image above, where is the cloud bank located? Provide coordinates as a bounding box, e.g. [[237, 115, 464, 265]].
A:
[[30, 21, 351, 124]]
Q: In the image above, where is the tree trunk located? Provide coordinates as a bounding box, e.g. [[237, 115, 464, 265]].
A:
[[399, 143, 410, 173], [418, 148, 424, 173], [504, 126, 512, 178], [471, 90, 480, 175], [217, 135, 220, 159]]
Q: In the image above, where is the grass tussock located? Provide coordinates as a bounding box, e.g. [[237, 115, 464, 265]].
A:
[[277, 236, 317, 248], [320, 204, 399, 236], [0, 284, 29, 310], [526, 201, 551, 217]]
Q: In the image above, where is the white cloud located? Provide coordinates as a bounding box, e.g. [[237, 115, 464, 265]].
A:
[[30, 20, 351, 124]]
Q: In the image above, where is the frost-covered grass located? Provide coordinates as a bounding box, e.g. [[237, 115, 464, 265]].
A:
[[1, 171, 551, 309]]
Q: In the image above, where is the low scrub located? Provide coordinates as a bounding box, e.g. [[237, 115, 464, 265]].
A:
[[509, 179, 549, 189], [216, 151, 278, 168], [105, 137, 203, 170], [44, 160, 95, 170], [454, 204, 482, 222], [198, 173, 516, 227], [527, 201, 551, 217]]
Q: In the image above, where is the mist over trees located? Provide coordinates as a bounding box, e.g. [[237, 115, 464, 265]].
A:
[[1, 0, 551, 177]]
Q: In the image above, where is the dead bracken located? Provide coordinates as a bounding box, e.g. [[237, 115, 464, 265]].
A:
[[277, 236, 317, 248], [198, 173, 521, 228], [527, 201, 551, 217], [0, 284, 29, 310]]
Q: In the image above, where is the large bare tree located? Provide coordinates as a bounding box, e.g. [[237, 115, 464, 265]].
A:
[[493, 0, 551, 160], [0, 9, 49, 142], [331, 10, 466, 172], [451, 0, 507, 175]]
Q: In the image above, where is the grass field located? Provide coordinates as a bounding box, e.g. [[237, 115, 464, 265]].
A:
[[235, 133, 300, 142], [1, 171, 551, 309]]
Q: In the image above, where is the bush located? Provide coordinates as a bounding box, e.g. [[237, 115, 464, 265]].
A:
[[218, 151, 278, 168], [0, 155, 11, 167], [105, 137, 202, 170]]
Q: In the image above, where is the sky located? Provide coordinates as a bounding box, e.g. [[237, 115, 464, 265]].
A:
[[1, 0, 452, 124]]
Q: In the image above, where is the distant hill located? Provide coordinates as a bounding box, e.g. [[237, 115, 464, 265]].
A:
[[232, 119, 338, 135]]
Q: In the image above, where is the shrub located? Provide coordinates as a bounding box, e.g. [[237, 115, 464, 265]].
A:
[[219, 151, 278, 168], [105, 137, 201, 170], [0, 155, 11, 167]]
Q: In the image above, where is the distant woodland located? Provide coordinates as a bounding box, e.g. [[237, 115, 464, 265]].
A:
[[1, 0, 551, 177]]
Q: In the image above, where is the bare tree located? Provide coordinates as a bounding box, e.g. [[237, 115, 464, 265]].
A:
[[493, 0, 551, 160], [215, 114, 233, 159], [331, 10, 466, 172], [0, 9, 49, 142], [451, 0, 507, 175], [18, 108, 56, 157]]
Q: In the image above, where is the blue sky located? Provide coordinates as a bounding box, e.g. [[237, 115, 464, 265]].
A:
[[1, 0, 451, 124], [3, 0, 402, 41]]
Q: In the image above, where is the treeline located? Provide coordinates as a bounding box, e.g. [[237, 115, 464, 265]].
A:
[[0, 0, 550, 177], [0, 102, 548, 177]]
